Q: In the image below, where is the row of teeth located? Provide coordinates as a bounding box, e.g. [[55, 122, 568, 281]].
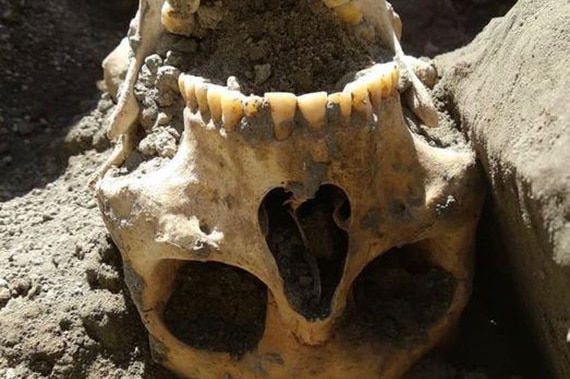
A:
[[161, 0, 365, 37], [178, 63, 399, 140]]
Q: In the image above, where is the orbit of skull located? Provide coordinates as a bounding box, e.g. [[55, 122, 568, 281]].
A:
[[93, 1, 485, 378]]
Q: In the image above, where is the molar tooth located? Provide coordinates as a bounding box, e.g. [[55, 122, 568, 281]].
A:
[[221, 91, 244, 132], [206, 85, 224, 124], [334, 2, 363, 25], [264, 92, 297, 140], [344, 82, 372, 122], [327, 92, 352, 125], [297, 92, 328, 134], [194, 81, 210, 115]]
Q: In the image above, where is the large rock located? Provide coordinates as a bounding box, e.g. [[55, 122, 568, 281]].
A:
[[437, 0, 570, 376]]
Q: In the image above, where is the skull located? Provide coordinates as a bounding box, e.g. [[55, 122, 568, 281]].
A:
[[94, 1, 485, 378]]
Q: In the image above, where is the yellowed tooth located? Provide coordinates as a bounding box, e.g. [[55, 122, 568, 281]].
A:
[[264, 92, 297, 140], [297, 92, 328, 133], [344, 82, 372, 119], [195, 81, 209, 115], [206, 85, 224, 123], [179, 75, 199, 112], [323, 0, 351, 8], [327, 92, 352, 125], [221, 91, 244, 132], [334, 2, 363, 25], [380, 71, 394, 99], [390, 66, 400, 95], [364, 75, 383, 108], [243, 95, 265, 118], [161, 2, 197, 37]]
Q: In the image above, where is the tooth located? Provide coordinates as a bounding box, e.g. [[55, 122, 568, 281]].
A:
[[221, 91, 244, 132], [344, 82, 372, 120], [264, 92, 297, 140], [161, 2, 197, 36], [206, 85, 224, 123], [323, 0, 351, 8], [334, 3, 363, 25], [179, 75, 199, 112], [366, 77, 383, 108], [195, 81, 209, 115], [226, 76, 241, 92], [327, 92, 352, 125], [391, 65, 400, 94], [243, 95, 265, 118], [297, 92, 328, 133]]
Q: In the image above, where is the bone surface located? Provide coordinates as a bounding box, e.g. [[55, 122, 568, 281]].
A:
[[94, 1, 485, 378]]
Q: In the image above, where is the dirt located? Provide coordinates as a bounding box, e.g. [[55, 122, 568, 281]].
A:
[[163, 262, 267, 358], [164, 0, 383, 95], [340, 246, 456, 347], [0, 0, 551, 378]]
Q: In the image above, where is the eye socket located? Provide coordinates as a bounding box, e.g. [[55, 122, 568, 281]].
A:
[[162, 261, 267, 358], [259, 184, 351, 320]]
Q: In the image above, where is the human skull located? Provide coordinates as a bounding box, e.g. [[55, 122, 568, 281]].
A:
[[94, 1, 485, 378]]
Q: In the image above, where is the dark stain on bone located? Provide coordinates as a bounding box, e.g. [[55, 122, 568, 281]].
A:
[[260, 184, 350, 320]]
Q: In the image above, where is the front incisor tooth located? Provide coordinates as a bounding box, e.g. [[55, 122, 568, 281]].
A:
[[328, 92, 352, 125], [195, 82, 209, 115], [297, 92, 328, 133], [334, 3, 363, 25], [264, 92, 297, 140], [206, 85, 224, 123], [221, 91, 244, 132]]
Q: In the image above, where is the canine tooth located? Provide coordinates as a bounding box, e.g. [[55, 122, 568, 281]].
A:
[[264, 92, 297, 140], [207, 85, 224, 123], [344, 82, 372, 118], [195, 81, 209, 115], [297, 92, 328, 133], [323, 0, 351, 8], [243, 95, 265, 118], [334, 2, 363, 25], [161, 2, 197, 36], [328, 92, 352, 122], [221, 91, 244, 132]]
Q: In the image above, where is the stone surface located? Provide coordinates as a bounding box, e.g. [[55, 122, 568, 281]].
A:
[[437, 0, 570, 376]]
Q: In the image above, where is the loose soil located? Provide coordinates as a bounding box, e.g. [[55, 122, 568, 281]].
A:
[[167, 0, 383, 95], [0, 0, 548, 378]]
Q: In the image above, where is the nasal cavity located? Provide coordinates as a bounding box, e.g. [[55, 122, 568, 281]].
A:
[[259, 184, 351, 320]]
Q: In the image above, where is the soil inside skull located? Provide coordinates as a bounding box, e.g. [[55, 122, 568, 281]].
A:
[[338, 244, 457, 346], [163, 261, 267, 358], [161, 0, 387, 95]]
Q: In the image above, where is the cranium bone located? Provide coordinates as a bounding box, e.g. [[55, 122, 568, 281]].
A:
[[94, 1, 485, 378]]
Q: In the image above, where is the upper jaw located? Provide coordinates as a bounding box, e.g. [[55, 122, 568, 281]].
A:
[[177, 61, 400, 140]]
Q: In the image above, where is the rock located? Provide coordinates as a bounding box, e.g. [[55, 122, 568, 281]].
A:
[[0, 287, 11, 307], [437, 0, 570, 376]]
